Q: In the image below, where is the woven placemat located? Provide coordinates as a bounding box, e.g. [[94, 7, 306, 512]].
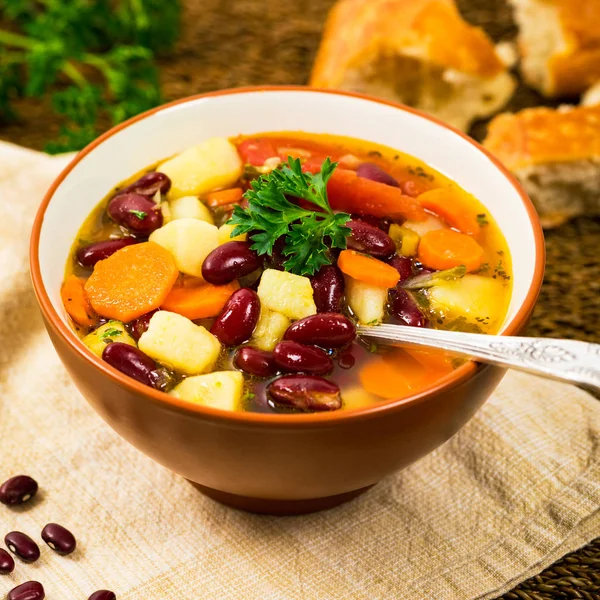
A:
[[0, 0, 598, 597]]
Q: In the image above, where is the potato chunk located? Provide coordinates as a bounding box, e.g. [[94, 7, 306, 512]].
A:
[[217, 223, 247, 244], [257, 269, 317, 320], [250, 306, 291, 351], [345, 275, 387, 324], [83, 320, 136, 357], [427, 274, 506, 331], [149, 218, 219, 278], [170, 371, 244, 411], [139, 311, 220, 376], [169, 196, 214, 224], [158, 137, 242, 199]]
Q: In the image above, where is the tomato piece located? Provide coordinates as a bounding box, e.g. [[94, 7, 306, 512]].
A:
[[237, 138, 278, 166]]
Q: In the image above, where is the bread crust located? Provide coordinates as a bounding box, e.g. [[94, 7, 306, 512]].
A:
[[514, 0, 600, 96], [310, 0, 505, 88], [484, 104, 600, 170]]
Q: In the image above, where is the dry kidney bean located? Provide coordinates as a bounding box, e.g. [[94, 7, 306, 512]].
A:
[[346, 220, 396, 259], [0, 475, 38, 505], [388, 255, 413, 282], [389, 288, 426, 327], [268, 375, 341, 411], [127, 310, 158, 341], [102, 343, 159, 388], [284, 313, 355, 348], [0, 548, 14, 574], [202, 241, 261, 285], [357, 162, 400, 187], [107, 193, 162, 235], [211, 289, 260, 346], [310, 265, 345, 313], [234, 347, 277, 378], [77, 238, 137, 267], [5, 532, 40, 563], [41, 523, 76, 556], [120, 171, 171, 197], [8, 581, 45, 600], [273, 341, 333, 375], [88, 591, 116, 600]]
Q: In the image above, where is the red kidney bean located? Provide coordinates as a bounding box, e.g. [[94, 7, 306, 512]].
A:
[[88, 591, 116, 600], [311, 265, 345, 313], [273, 341, 333, 375], [41, 523, 76, 556], [357, 162, 400, 187], [77, 238, 137, 267], [102, 343, 158, 388], [0, 548, 15, 574], [284, 313, 355, 348], [107, 193, 162, 235], [351, 213, 391, 232], [202, 241, 261, 285], [211, 289, 260, 346], [120, 171, 171, 197], [268, 375, 341, 411], [5, 532, 40, 563], [388, 255, 413, 282], [346, 220, 396, 259], [389, 288, 426, 327], [337, 345, 356, 369], [234, 347, 277, 378], [8, 581, 45, 600], [127, 310, 158, 341], [0, 475, 38, 505]]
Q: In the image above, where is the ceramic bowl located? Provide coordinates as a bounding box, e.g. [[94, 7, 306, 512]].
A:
[[30, 87, 544, 514]]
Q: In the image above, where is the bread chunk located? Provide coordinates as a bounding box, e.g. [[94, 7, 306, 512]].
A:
[[484, 104, 600, 227], [311, 0, 515, 131], [510, 0, 600, 97]]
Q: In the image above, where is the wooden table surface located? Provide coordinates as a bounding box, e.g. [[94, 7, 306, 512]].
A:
[[1, 0, 598, 597]]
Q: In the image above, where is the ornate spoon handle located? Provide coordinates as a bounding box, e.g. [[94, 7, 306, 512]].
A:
[[357, 325, 600, 394]]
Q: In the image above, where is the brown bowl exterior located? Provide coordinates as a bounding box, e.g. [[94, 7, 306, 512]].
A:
[[31, 87, 545, 514], [45, 314, 505, 512]]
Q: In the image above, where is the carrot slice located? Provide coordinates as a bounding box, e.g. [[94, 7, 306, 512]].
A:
[[84, 241, 179, 322], [404, 348, 455, 375], [338, 250, 400, 288], [417, 188, 481, 236], [61, 275, 96, 327], [418, 229, 484, 272], [306, 166, 427, 221], [161, 281, 239, 320], [359, 352, 430, 399], [360, 349, 454, 400], [206, 187, 244, 207]]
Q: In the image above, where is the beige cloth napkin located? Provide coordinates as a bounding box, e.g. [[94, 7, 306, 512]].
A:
[[0, 140, 599, 600]]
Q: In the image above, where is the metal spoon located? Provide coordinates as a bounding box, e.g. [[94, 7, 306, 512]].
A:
[[357, 324, 600, 394]]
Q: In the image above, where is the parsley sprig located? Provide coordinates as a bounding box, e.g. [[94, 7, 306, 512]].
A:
[[0, 0, 180, 153], [229, 158, 351, 276]]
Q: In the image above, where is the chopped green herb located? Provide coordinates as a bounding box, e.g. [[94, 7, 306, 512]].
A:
[[365, 319, 379, 326], [497, 250, 504, 256], [229, 157, 351, 276], [369, 343, 379, 353], [368, 150, 382, 158], [129, 209, 147, 220], [99, 327, 121, 340], [476, 213, 489, 226], [402, 265, 467, 290], [243, 391, 256, 402], [477, 262, 490, 275]]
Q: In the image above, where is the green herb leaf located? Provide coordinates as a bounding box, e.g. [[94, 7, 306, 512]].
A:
[[476, 213, 489, 226], [402, 265, 467, 290], [99, 327, 121, 340], [229, 158, 351, 276], [129, 209, 147, 220]]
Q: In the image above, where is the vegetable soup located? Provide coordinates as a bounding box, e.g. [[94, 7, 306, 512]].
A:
[[62, 133, 511, 413]]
